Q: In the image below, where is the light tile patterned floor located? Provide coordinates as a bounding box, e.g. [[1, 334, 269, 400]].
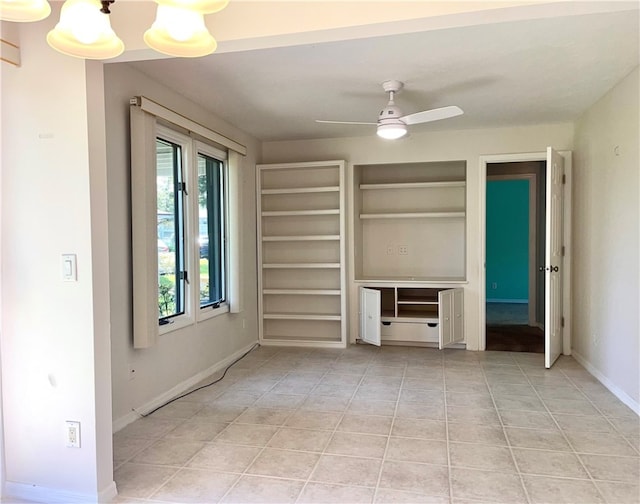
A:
[[113, 345, 639, 503]]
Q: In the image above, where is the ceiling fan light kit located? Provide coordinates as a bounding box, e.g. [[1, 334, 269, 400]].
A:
[[317, 79, 464, 140], [0, 0, 227, 59], [377, 122, 407, 140]]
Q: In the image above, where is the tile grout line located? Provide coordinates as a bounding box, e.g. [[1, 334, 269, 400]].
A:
[[516, 361, 610, 503], [294, 348, 378, 503], [560, 368, 640, 457], [370, 356, 408, 504], [480, 354, 533, 504], [442, 351, 456, 504], [206, 346, 308, 503]]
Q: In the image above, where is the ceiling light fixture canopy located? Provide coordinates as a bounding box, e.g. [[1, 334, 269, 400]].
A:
[[0, 0, 226, 59], [0, 0, 50, 22]]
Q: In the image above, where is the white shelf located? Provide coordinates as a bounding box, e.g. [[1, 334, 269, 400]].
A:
[[261, 186, 340, 195], [360, 181, 465, 190], [262, 235, 340, 242], [355, 277, 468, 284], [360, 211, 465, 220], [263, 263, 340, 269], [397, 300, 438, 305], [262, 209, 340, 217], [263, 289, 341, 295], [264, 313, 341, 321], [382, 315, 439, 323]]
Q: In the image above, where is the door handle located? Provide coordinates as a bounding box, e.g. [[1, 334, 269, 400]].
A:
[[551, 265, 559, 273]]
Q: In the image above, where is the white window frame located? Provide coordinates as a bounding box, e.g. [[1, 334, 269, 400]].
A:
[[156, 125, 195, 335], [194, 140, 230, 322]]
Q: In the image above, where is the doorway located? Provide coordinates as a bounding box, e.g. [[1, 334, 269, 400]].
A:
[[478, 149, 573, 367], [485, 164, 545, 353]]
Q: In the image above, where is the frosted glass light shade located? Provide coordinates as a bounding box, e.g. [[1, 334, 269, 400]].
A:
[[144, 4, 216, 57], [0, 0, 50, 22], [155, 0, 228, 14], [377, 122, 407, 140], [46, 0, 124, 59]]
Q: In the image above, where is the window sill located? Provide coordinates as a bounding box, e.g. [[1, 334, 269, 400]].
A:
[[198, 302, 230, 322], [159, 315, 195, 336]]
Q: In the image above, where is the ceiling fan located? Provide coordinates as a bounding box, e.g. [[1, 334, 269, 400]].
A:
[[316, 80, 464, 140]]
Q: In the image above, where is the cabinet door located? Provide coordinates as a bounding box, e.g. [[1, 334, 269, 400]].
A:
[[360, 287, 381, 346], [438, 290, 453, 349], [438, 288, 464, 349], [452, 288, 464, 344]]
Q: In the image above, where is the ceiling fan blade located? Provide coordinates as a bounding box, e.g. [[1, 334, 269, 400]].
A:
[[401, 105, 464, 125], [315, 120, 377, 125]]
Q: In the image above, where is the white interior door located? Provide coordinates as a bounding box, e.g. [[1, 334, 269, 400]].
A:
[[545, 147, 564, 368], [360, 287, 381, 346]]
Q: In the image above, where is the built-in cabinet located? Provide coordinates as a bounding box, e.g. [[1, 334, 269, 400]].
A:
[[256, 161, 346, 347], [360, 285, 464, 348], [352, 161, 467, 347]]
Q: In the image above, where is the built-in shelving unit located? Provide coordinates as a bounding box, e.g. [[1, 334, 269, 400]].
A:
[[257, 160, 346, 347], [353, 161, 467, 282]]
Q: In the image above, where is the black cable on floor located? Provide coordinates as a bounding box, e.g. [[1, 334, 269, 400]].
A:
[[135, 342, 261, 418]]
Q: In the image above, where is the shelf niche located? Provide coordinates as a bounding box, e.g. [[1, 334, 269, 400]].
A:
[[353, 160, 467, 282]]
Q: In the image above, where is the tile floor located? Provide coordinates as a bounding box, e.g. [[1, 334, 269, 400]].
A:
[[113, 345, 639, 503]]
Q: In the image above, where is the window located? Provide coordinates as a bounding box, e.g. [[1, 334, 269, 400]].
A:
[[156, 137, 187, 322], [197, 149, 226, 309], [130, 97, 243, 348], [154, 127, 228, 328]]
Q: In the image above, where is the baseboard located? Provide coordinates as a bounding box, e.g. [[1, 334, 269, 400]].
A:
[[572, 350, 639, 415], [486, 299, 528, 304], [113, 340, 259, 433], [4, 480, 117, 504]]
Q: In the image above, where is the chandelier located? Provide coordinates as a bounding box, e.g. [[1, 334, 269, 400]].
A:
[[0, 0, 228, 59]]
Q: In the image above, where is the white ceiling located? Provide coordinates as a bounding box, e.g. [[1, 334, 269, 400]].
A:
[[123, 4, 639, 142]]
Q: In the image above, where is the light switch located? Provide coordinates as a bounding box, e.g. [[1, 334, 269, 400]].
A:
[[62, 254, 77, 281]]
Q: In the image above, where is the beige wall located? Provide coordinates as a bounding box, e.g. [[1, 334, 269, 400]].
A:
[[262, 123, 575, 351], [104, 62, 261, 427], [572, 67, 639, 409]]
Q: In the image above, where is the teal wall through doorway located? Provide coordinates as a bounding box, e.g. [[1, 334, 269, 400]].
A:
[[486, 179, 529, 302]]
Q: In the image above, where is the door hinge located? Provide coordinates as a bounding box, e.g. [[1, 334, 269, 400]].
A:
[[178, 182, 188, 194], [561, 245, 565, 257], [180, 270, 189, 284], [562, 174, 566, 184], [561, 317, 565, 328]]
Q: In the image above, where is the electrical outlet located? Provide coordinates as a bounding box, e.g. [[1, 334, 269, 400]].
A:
[[398, 246, 408, 255], [66, 421, 80, 448], [386, 246, 394, 255], [491, 282, 498, 289]]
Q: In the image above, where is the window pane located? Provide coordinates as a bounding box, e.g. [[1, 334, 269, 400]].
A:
[[198, 153, 225, 308], [157, 138, 186, 320]]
